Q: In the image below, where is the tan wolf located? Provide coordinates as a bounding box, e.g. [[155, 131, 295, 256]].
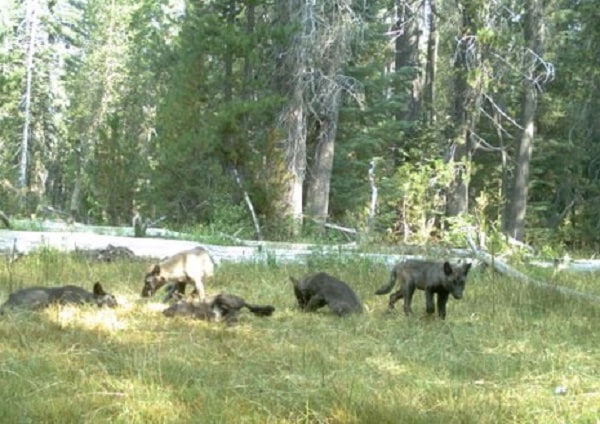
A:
[[375, 260, 472, 319], [141, 246, 215, 301]]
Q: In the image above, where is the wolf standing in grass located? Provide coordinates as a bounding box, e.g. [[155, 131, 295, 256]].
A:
[[142, 246, 215, 301], [375, 260, 472, 319]]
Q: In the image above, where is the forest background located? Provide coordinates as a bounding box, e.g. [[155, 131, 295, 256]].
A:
[[1, 0, 598, 254]]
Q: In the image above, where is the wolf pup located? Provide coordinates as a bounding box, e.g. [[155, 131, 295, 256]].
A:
[[142, 246, 215, 301], [0, 282, 117, 313], [290, 272, 363, 316], [375, 260, 471, 319], [162, 293, 275, 325]]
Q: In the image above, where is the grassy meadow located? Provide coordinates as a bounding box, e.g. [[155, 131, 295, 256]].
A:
[[1, 248, 599, 423]]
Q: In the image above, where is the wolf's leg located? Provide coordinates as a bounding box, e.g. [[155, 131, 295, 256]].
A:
[[163, 284, 176, 302], [388, 290, 403, 309], [193, 278, 206, 301], [403, 284, 417, 315], [304, 294, 327, 312], [163, 281, 186, 302], [425, 289, 435, 314], [436, 291, 449, 319]]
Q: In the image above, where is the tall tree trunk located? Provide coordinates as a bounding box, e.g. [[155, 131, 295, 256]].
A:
[[305, 91, 341, 224], [69, 142, 82, 221], [503, 0, 544, 240], [19, 0, 39, 190], [446, 0, 480, 217], [274, 0, 310, 236], [424, 0, 438, 125], [281, 91, 307, 235], [304, 0, 357, 231], [395, 0, 422, 124]]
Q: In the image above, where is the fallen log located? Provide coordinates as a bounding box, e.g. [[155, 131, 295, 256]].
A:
[[465, 232, 600, 303]]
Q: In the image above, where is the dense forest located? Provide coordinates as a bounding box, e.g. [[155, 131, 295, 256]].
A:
[[0, 0, 599, 250]]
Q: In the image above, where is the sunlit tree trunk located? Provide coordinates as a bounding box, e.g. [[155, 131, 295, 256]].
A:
[[305, 92, 340, 225], [279, 91, 306, 235]]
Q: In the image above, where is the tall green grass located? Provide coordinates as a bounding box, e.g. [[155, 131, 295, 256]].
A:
[[1, 251, 599, 423]]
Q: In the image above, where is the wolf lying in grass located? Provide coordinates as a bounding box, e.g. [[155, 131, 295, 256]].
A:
[[142, 246, 215, 302], [375, 260, 472, 319], [162, 293, 275, 325], [0, 282, 118, 313], [290, 272, 363, 316]]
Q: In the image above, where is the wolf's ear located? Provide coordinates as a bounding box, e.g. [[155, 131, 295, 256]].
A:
[[93, 282, 106, 296], [152, 264, 161, 275], [443, 262, 453, 275], [463, 263, 472, 274]]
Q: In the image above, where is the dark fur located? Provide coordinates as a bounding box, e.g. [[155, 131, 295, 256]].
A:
[[375, 260, 472, 319], [290, 272, 363, 316], [0, 282, 117, 313], [162, 293, 275, 325]]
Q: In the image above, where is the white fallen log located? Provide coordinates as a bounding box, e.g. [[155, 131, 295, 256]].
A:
[[528, 259, 600, 272], [465, 232, 600, 303], [1, 228, 472, 270]]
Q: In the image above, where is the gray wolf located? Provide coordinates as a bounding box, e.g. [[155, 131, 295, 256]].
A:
[[375, 260, 472, 319], [162, 293, 275, 325], [290, 272, 363, 316], [142, 246, 215, 301], [1, 282, 117, 313]]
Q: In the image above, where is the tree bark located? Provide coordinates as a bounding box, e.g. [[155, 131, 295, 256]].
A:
[[503, 0, 543, 240], [424, 0, 438, 125], [446, 1, 480, 217], [69, 145, 82, 221], [19, 0, 39, 190], [274, 0, 309, 236], [394, 0, 422, 124], [281, 90, 307, 236], [305, 93, 341, 225], [304, 0, 358, 231]]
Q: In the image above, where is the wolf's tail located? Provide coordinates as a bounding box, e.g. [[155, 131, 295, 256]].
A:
[[243, 303, 276, 317], [375, 267, 397, 295]]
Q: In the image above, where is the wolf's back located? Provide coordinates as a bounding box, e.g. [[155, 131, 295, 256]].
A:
[[0, 287, 53, 312]]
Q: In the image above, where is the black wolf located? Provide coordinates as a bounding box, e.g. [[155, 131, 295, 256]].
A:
[[0, 282, 118, 313], [162, 293, 275, 325], [375, 260, 472, 319], [290, 272, 363, 316]]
